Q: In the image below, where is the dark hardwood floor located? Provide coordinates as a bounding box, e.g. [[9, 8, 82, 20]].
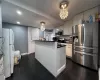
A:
[[6, 53, 98, 80]]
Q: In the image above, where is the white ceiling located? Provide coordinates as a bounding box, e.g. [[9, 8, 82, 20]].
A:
[[2, 0, 100, 28]]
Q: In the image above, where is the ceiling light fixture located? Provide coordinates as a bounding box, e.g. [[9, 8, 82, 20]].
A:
[[40, 22, 45, 31], [16, 10, 22, 15], [16, 21, 20, 24], [59, 1, 69, 20]]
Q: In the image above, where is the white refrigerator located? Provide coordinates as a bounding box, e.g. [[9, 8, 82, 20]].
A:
[[3, 28, 14, 78]]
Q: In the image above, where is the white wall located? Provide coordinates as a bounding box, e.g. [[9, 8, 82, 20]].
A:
[[58, 6, 99, 35], [28, 27, 39, 54]]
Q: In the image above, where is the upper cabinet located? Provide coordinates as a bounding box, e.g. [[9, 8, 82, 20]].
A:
[[73, 13, 83, 26], [32, 28, 39, 40], [28, 27, 39, 41], [57, 26, 64, 31], [73, 7, 98, 26], [63, 20, 73, 35], [58, 6, 99, 35], [84, 7, 98, 21]]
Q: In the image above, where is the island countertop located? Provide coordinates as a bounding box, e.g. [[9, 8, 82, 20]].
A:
[[35, 40, 55, 42]]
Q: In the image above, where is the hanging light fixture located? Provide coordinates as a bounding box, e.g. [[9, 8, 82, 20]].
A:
[[40, 22, 45, 31], [59, 1, 69, 20]]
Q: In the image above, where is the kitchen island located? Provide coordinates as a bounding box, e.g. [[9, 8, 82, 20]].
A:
[[35, 40, 66, 77]]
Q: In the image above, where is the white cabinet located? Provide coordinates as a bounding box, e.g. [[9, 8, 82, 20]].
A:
[[73, 13, 83, 26], [63, 27, 69, 35], [57, 26, 64, 31], [73, 7, 98, 26], [63, 20, 73, 35], [31, 28, 39, 40], [66, 44, 72, 57], [28, 27, 39, 53], [84, 7, 98, 21]]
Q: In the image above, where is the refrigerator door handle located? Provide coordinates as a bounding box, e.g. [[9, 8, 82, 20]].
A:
[[81, 25, 84, 46], [74, 50, 97, 56], [74, 46, 97, 49]]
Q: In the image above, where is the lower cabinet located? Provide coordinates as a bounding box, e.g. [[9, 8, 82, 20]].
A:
[[66, 44, 72, 58]]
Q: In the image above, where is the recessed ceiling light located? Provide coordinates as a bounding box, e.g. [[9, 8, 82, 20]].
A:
[[17, 21, 20, 24], [16, 10, 22, 15], [82, 24, 85, 26]]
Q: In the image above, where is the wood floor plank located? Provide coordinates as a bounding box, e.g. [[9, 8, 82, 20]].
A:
[[6, 53, 98, 80]]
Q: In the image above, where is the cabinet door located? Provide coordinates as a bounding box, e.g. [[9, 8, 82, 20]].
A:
[[32, 28, 39, 40], [84, 7, 98, 21], [63, 26, 69, 35], [0, 5, 2, 37], [58, 26, 64, 31], [66, 44, 72, 57], [63, 20, 73, 35], [73, 13, 83, 26], [68, 26, 72, 35]]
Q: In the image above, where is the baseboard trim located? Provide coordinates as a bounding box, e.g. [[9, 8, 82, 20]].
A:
[[21, 52, 35, 56], [57, 64, 66, 76], [21, 53, 28, 56]]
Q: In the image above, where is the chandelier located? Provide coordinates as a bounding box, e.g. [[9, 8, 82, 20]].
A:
[[40, 22, 45, 31], [59, 1, 69, 19]]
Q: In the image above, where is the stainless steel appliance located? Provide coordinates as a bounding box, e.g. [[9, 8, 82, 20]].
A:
[[72, 22, 98, 70]]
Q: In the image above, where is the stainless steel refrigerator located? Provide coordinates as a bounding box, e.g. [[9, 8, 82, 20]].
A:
[[72, 22, 98, 70]]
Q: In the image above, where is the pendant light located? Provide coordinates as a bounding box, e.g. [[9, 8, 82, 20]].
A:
[[59, 1, 69, 19], [40, 22, 45, 31]]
